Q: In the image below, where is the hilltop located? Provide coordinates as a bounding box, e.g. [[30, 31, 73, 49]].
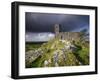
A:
[[25, 36, 89, 68]]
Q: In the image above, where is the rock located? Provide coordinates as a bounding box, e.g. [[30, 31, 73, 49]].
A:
[[44, 60, 49, 67], [53, 52, 59, 63], [48, 59, 51, 63], [55, 62, 59, 67], [70, 45, 77, 51], [25, 49, 44, 67], [64, 45, 70, 50], [79, 61, 82, 65]]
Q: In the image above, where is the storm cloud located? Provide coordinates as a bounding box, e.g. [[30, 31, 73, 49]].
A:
[[25, 12, 89, 42], [25, 12, 89, 33]]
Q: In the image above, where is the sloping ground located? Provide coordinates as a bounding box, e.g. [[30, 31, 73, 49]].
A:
[[26, 38, 89, 68]]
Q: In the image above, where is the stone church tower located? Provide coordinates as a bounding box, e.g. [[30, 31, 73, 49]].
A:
[[54, 24, 59, 35], [54, 24, 60, 38]]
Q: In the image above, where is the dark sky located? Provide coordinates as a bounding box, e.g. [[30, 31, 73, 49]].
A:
[[25, 12, 89, 33]]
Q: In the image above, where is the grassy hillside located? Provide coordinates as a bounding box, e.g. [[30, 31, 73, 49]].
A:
[[25, 37, 89, 68]]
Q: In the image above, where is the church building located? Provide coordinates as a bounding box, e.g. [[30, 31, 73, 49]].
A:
[[54, 24, 80, 41]]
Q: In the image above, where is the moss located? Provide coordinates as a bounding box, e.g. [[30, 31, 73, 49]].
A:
[[26, 36, 89, 68], [73, 40, 89, 65]]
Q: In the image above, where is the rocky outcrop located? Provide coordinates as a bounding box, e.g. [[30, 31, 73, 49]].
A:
[[25, 48, 43, 67]]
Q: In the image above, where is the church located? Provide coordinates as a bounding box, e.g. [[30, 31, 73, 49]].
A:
[[54, 24, 80, 41]]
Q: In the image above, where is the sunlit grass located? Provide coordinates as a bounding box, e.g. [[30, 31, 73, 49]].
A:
[[26, 38, 89, 68]]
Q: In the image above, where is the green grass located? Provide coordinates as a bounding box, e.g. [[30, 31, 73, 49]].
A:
[[26, 38, 89, 68], [73, 41, 89, 65], [26, 43, 42, 51]]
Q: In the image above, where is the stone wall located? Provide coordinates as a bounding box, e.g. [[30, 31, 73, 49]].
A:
[[54, 24, 80, 41], [57, 32, 80, 41]]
